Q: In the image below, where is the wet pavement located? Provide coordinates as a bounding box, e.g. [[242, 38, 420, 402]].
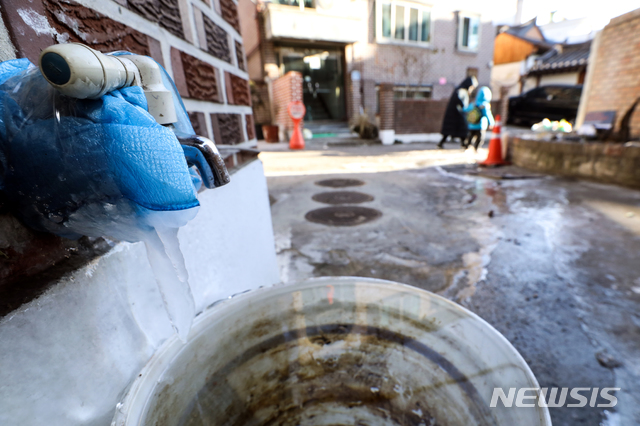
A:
[[260, 141, 640, 426]]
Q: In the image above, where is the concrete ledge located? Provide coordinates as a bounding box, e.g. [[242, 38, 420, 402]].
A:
[[508, 136, 640, 189]]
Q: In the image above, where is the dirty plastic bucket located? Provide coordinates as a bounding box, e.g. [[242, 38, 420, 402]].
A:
[[112, 277, 551, 426]]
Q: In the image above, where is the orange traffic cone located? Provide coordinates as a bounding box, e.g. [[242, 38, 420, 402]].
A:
[[479, 115, 509, 167], [288, 101, 306, 150]]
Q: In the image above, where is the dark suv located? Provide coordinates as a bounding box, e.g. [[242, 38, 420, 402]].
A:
[[507, 85, 582, 126]]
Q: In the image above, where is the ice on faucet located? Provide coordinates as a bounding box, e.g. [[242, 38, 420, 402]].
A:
[[0, 58, 202, 341]]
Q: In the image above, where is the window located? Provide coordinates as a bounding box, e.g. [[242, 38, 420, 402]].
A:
[[273, 0, 314, 9], [377, 1, 432, 45], [394, 86, 432, 100], [376, 85, 432, 112], [457, 12, 480, 52]]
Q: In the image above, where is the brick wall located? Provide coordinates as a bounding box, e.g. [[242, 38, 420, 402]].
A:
[[0, 0, 255, 296], [395, 100, 448, 134], [379, 83, 395, 130], [0, 0, 256, 148], [583, 8, 640, 140], [272, 71, 303, 134]]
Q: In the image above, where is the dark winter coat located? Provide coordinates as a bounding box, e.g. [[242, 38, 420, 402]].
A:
[[440, 76, 478, 139]]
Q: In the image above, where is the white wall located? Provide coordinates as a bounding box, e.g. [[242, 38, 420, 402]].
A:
[[0, 160, 280, 426], [539, 73, 580, 86], [522, 72, 579, 94], [491, 61, 524, 99]]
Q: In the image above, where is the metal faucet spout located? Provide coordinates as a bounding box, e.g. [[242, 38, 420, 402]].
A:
[[179, 136, 230, 189]]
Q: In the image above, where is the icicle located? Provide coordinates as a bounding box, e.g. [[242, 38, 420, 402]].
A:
[[142, 228, 195, 343]]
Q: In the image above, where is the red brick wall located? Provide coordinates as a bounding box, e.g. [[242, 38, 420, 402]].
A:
[[395, 100, 448, 134], [272, 71, 303, 133], [0, 0, 256, 146], [0, 0, 256, 295], [584, 8, 640, 139], [379, 83, 395, 130]]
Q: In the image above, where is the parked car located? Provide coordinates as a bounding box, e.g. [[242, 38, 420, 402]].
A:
[[507, 85, 582, 127]]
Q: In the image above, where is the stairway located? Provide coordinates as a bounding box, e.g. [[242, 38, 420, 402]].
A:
[[303, 93, 331, 121]]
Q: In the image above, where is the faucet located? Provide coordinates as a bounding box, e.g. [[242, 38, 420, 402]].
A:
[[38, 43, 229, 189]]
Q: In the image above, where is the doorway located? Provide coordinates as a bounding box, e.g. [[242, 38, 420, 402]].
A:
[[279, 46, 346, 122]]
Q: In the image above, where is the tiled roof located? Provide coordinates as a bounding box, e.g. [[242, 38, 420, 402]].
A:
[[530, 41, 591, 72], [502, 18, 552, 48]]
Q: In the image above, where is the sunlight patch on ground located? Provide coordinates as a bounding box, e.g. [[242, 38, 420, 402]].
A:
[[585, 200, 640, 236], [259, 148, 487, 177]]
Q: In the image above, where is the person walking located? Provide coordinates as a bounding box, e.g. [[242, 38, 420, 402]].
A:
[[438, 76, 478, 149], [465, 86, 495, 151]]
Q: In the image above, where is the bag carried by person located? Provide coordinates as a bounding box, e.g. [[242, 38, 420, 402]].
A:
[[467, 106, 482, 124]]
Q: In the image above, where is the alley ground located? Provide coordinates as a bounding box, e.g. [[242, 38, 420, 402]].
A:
[[259, 139, 640, 426]]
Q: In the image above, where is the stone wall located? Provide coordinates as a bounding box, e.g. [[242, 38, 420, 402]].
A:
[[582, 8, 640, 140], [508, 137, 640, 189]]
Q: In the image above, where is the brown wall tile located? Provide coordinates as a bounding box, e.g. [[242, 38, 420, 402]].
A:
[[203, 15, 231, 62], [245, 114, 254, 139], [211, 113, 243, 144], [170, 47, 189, 98], [235, 40, 245, 71], [188, 111, 209, 138], [225, 72, 251, 106], [0, 0, 54, 63], [181, 51, 221, 102], [147, 36, 164, 65], [127, 0, 184, 39], [219, 0, 240, 32]]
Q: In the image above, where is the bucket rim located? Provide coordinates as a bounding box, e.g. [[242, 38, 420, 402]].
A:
[[111, 276, 552, 426]]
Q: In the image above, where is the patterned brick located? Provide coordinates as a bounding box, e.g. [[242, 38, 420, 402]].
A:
[[0, 0, 54, 63], [225, 72, 251, 106], [43, 0, 151, 56], [127, 0, 184, 39], [235, 41, 246, 71], [170, 47, 189, 98], [203, 15, 231, 62], [272, 71, 303, 133], [188, 111, 209, 138], [245, 114, 255, 139], [219, 0, 240, 32], [211, 113, 243, 145], [181, 51, 221, 102]]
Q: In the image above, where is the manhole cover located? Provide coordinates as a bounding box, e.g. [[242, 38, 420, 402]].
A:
[[305, 206, 382, 226], [312, 191, 374, 205], [315, 178, 365, 188]]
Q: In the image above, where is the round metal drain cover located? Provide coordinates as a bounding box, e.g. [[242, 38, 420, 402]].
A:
[[312, 191, 374, 205], [315, 178, 365, 188], [305, 206, 382, 226]]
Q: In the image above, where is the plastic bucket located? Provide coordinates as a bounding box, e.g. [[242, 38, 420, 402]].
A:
[[112, 277, 551, 426]]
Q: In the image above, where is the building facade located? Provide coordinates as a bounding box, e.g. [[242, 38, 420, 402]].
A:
[[577, 8, 640, 140], [240, 0, 495, 135]]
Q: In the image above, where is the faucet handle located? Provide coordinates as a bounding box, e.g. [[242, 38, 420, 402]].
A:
[[179, 136, 230, 189]]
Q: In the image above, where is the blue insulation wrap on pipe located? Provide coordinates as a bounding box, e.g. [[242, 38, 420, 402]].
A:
[[0, 58, 199, 239]]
